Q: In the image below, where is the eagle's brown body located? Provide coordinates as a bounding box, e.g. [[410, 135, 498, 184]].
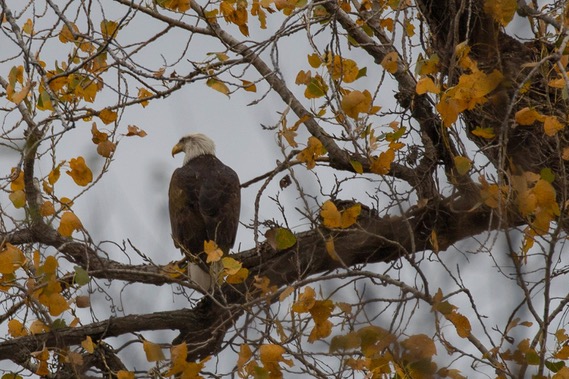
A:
[[169, 135, 240, 265]]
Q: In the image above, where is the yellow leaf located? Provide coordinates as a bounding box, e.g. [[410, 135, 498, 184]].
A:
[[66, 156, 93, 186], [47, 292, 69, 316], [237, 344, 253, 373], [416, 76, 439, 94], [221, 256, 242, 276], [48, 165, 62, 185], [259, 344, 286, 364], [241, 80, 257, 92], [417, 54, 440, 76], [297, 136, 326, 169], [483, 0, 517, 26], [555, 346, 569, 360], [291, 286, 316, 313], [22, 18, 33, 35], [405, 20, 415, 36], [295, 69, 311, 85], [204, 240, 223, 263], [544, 115, 564, 136], [98, 108, 118, 125], [553, 367, 569, 378], [59, 23, 79, 43], [10, 168, 24, 191], [138, 88, 152, 107], [58, 211, 83, 237], [0, 243, 25, 274], [340, 203, 361, 228], [81, 336, 95, 353], [143, 339, 165, 362], [454, 156, 472, 176], [165, 343, 188, 376], [226, 267, 249, 284], [549, 77, 566, 89], [9, 190, 26, 208], [7, 80, 32, 104], [436, 92, 463, 127], [380, 51, 398, 74], [370, 148, 395, 175], [471, 127, 496, 139], [328, 56, 359, 83], [279, 286, 295, 302], [401, 334, 437, 359], [40, 201, 55, 216], [307, 53, 321, 68], [446, 312, 472, 338], [100, 19, 119, 39], [8, 319, 28, 337], [563, 147, 569, 161], [515, 107, 544, 125], [341, 90, 373, 119], [325, 237, 340, 261], [320, 201, 341, 228], [29, 319, 49, 334], [206, 78, 230, 96]]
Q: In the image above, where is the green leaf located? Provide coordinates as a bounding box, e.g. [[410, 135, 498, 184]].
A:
[[74, 266, 90, 286], [545, 360, 565, 373], [275, 228, 297, 250], [540, 167, 555, 183]]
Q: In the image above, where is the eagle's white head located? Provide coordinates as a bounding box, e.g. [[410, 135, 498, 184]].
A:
[[171, 133, 216, 165]]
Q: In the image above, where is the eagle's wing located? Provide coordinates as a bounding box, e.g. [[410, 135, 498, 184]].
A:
[[168, 167, 206, 257], [198, 157, 241, 253]]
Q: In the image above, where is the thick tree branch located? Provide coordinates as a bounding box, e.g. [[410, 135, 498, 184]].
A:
[[0, 194, 525, 363]]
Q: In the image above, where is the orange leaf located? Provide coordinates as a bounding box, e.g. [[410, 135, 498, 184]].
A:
[[58, 211, 83, 237], [138, 88, 152, 107], [0, 244, 25, 274], [204, 240, 223, 263], [117, 371, 135, 379], [143, 339, 165, 362], [341, 90, 372, 119], [291, 286, 316, 313], [483, 0, 517, 26], [40, 201, 55, 216], [241, 80, 257, 92], [297, 136, 326, 169], [320, 201, 341, 228], [370, 148, 395, 175], [66, 156, 93, 186], [543, 116, 564, 136], [126, 125, 147, 137], [471, 127, 496, 139], [416, 77, 439, 94], [446, 312, 472, 338], [8, 319, 28, 337], [47, 292, 69, 316], [100, 19, 119, 39], [98, 108, 118, 125], [515, 107, 544, 126], [81, 336, 95, 353], [380, 51, 398, 74]]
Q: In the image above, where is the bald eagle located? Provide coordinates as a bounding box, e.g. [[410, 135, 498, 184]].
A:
[[169, 133, 241, 267]]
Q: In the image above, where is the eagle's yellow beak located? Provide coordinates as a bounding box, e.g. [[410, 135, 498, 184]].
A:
[[171, 142, 184, 157]]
